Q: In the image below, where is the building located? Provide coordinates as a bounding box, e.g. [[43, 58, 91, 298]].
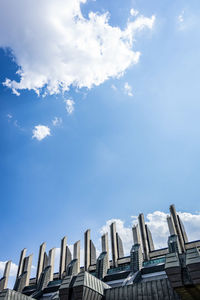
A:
[[0, 204, 200, 300]]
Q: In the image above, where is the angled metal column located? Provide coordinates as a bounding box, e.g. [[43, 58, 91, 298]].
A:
[[73, 240, 80, 273], [90, 240, 96, 265], [23, 254, 33, 287], [101, 233, 110, 268], [110, 222, 118, 267], [43, 252, 48, 270], [177, 215, 188, 243], [59, 236, 67, 279], [48, 248, 55, 281], [36, 242, 46, 283], [145, 225, 155, 252], [16, 248, 27, 279], [167, 215, 176, 235], [84, 229, 90, 271], [66, 246, 72, 269], [138, 213, 149, 260], [116, 233, 124, 258], [170, 205, 185, 253], [0, 260, 11, 291], [132, 225, 141, 246]]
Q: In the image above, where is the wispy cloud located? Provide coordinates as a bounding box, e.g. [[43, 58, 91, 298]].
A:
[[124, 82, 133, 97], [52, 117, 62, 127], [32, 125, 51, 141], [7, 114, 13, 120], [178, 10, 184, 24], [65, 99, 75, 115], [130, 8, 139, 17], [0, 1, 155, 96], [111, 84, 117, 91]]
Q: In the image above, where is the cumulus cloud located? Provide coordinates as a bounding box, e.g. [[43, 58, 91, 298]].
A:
[[100, 210, 200, 255], [124, 82, 133, 96], [65, 99, 75, 114], [32, 125, 51, 141], [52, 116, 62, 126], [0, 0, 155, 96]]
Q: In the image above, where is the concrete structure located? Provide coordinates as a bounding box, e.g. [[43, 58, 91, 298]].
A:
[[84, 230, 96, 271], [1, 204, 200, 300], [36, 243, 46, 283], [48, 248, 56, 281], [59, 237, 67, 279], [65, 246, 72, 270], [110, 222, 118, 267], [110, 222, 124, 268], [101, 233, 110, 268], [73, 240, 80, 274], [14, 254, 33, 292], [0, 261, 11, 291], [138, 213, 149, 261], [170, 205, 185, 253], [16, 249, 27, 279]]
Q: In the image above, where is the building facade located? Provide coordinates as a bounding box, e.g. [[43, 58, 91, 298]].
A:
[[1, 204, 200, 300]]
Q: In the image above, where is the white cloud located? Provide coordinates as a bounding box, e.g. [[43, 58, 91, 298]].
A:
[[32, 125, 51, 141], [130, 8, 139, 17], [0, 1, 155, 96], [52, 117, 62, 126], [7, 113, 13, 120], [124, 82, 133, 96], [65, 99, 75, 115]]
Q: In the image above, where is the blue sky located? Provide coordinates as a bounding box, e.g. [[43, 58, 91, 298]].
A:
[[1, 0, 200, 286]]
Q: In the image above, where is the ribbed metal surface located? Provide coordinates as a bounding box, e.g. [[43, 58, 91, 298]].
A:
[[105, 278, 180, 300]]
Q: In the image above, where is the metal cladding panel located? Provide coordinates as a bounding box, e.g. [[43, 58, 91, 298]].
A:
[[141, 282, 148, 300], [146, 281, 152, 299], [186, 248, 200, 284], [0, 289, 32, 300], [104, 278, 181, 300], [137, 283, 143, 300]]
